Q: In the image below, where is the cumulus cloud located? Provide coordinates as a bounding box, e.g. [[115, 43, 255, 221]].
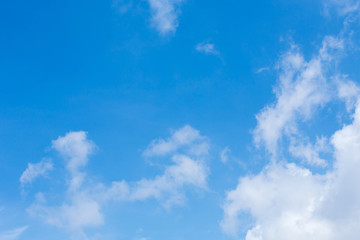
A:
[[143, 125, 208, 157], [147, 0, 184, 35], [130, 154, 208, 208], [135, 126, 209, 207], [20, 158, 53, 186], [221, 22, 360, 238], [221, 163, 328, 238], [28, 132, 102, 239], [195, 42, 219, 55], [0, 226, 28, 240], [52, 131, 95, 174], [337, 78, 360, 111], [28, 193, 103, 236], [289, 136, 329, 167], [222, 97, 360, 239], [253, 36, 344, 157], [27, 126, 209, 238]]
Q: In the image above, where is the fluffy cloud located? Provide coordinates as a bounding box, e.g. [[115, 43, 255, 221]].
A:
[[28, 193, 103, 234], [27, 132, 103, 239], [20, 158, 53, 186], [221, 25, 360, 238], [130, 154, 208, 208], [253, 36, 343, 157], [51, 131, 96, 191], [289, 136, 329, 167], [147, 0, 184, 35], [26, 126, 209, 238], [143, 125, 208, 157], [133, 126, 209, 207], [221, 163, 329, 238], [52, 131, 95, 174], [222, 98, 360, 239], [0, 226, 28, 240]]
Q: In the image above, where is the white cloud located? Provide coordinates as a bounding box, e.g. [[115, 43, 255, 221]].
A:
[[0, 226, 28, 240], [221, 163, 328, 238], [130, 154, 208, 208], [27, 132, 108, 238], [337, 77, 360, 111], [253, 36, 344, 156], [143, 125, 208, 157], [28, 193, 103, 235], [220, 147, 231, 164], [289, 136, 329, 167], [147, 0, 184, 35], [222, 98, 360, 239], [20, 158, 53, 186], [52, 131, 95, 174], [221, 22, 360, 238], [195, 42, 219, 55], [27, 126, 210, 238]]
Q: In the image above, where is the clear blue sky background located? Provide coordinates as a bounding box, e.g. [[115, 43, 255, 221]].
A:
[[1, 0, 360, 239]]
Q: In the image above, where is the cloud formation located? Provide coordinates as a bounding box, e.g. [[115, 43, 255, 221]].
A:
[[20, 158, 53, 186], [143, 125, 208, 157], [221, 26, 360, 239], [147, 0, 185, 35], [222, 96, 360, 239], [324, 0, 360, 15], [26, 126, 209, 238], [253, 36, 344, 157], [195, 42, 219, 55]]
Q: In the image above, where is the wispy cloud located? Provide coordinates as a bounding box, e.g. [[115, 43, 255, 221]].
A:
[[220, 147, 230, 164], [255, 67, 270, 74], [0, 226, 28, 240], [20, 158, 53, 186], [147, 0, 185, 35], [143, 125, 208, 157], [324, 0, 360, 15], [195, 42, 220, 55]]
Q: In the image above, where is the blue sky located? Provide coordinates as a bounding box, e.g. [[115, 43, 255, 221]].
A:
[[2, 0, 360, 239]]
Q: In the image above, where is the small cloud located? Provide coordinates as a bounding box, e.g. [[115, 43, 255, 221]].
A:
[[52, 131, 96, 174], [20, 158, 53, 186], [147, 0, 184, 35], [220, 147, 231, 164], [143, 125, 208, 157], [255, 67, 270, 73], [195, 42, 220, 55]]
